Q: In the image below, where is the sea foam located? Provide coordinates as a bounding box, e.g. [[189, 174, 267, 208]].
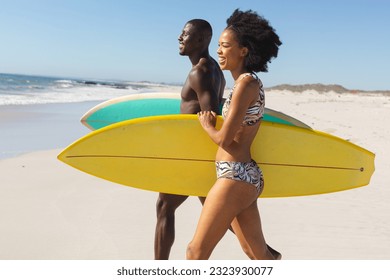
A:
[[0, 73, 180, 106]]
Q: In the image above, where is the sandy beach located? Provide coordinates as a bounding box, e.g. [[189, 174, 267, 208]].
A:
[[1, 90, 389, 260]]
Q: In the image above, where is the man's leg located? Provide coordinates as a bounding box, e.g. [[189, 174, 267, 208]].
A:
[[154, 193, 189, 259]]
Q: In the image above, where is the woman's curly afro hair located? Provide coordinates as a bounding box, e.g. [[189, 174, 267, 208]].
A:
[[226, 9, 282, 73]]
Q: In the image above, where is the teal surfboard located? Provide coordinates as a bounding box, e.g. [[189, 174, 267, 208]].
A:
[[81, 93, 311, 130]]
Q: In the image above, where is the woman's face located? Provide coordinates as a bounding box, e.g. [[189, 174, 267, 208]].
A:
[[217, 29, 247, 71]]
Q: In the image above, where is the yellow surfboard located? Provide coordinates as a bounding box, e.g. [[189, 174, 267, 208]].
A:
[[58, 115, 375, 197]]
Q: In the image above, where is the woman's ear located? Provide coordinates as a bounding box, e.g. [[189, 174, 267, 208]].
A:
[[241, 47, 249, 57]]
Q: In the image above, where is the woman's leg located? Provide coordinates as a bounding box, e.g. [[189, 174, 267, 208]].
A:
[[230, 201, 275, 259], [186, 178, 258, 259]]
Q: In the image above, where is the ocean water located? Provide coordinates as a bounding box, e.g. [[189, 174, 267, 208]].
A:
[[0, 73, 181, 159], [0, 73, 178, 106]]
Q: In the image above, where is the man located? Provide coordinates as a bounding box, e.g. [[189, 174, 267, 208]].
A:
[[154, 19, 225, 259]]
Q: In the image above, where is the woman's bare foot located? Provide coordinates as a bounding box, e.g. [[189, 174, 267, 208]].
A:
[[267, 244, 282, 260]]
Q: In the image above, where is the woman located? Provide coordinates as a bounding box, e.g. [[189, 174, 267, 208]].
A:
[[186, 9, 282, 260]]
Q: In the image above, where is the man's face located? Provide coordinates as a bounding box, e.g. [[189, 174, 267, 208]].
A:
[[178, 23, 199, 56]]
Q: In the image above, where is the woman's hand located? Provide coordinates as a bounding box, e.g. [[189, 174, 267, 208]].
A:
[[197, 111, 217, 129]]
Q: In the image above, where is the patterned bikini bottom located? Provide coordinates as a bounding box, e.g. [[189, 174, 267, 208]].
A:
[[215, 160, 264, 195]]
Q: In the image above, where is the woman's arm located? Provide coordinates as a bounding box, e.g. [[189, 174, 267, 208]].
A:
[[198, 76, 258, 148]]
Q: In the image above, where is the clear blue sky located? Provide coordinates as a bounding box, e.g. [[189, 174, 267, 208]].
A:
[[1, 0, 389, 90]]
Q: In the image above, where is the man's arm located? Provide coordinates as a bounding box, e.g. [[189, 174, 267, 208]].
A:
[[188, 67, 219, 112]]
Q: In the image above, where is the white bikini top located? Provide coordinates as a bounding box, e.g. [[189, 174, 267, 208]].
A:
[[222, 73, 265, 126]]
